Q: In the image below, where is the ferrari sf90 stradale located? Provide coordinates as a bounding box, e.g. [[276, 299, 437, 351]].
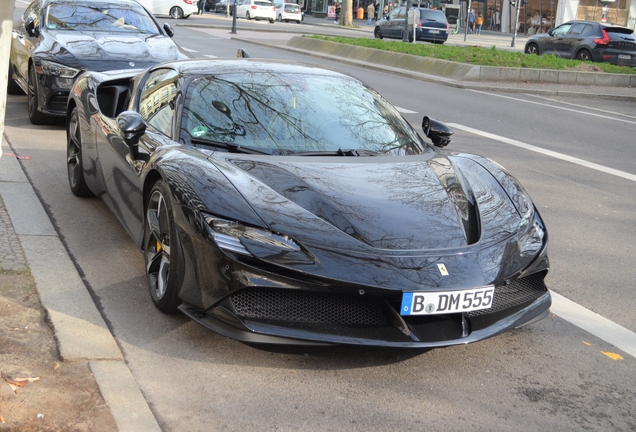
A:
[[66, 57, 551, 347]]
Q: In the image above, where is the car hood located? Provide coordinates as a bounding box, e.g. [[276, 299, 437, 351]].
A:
[[216, 152, 522, 253], [42, 31, 187, 70]]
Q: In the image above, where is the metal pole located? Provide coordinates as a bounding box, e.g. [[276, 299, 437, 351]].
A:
[[402, 2, 410, 41], [230, 1, 237, 34], [511, 2, 520, 47], [464, 0, 469, 42]]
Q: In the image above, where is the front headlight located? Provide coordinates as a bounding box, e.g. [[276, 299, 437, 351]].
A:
[[517, 208, 545, 258], [204, 215, 300, 256], [39, 60, 80, 79]]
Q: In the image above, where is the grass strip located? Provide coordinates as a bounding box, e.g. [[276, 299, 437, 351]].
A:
[[309, 35, 636, 75]]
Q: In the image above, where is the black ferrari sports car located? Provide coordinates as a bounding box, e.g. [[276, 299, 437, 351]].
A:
[[66, 56, 551, 347], [8, 0, 189, 125]]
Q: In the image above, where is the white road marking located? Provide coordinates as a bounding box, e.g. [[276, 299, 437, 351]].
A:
[[394, 106, 417, 114], [447, 123, 636, 182], [467, 90, 636, 125], [203, 54, 218, 58], [524, 94, 636, 120], [550, 292, 636, 359], [181, 47, 198, 52]]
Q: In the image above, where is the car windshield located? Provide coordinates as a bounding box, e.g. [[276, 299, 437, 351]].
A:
[[45, 3, 160, 34], [182, 71, 426, 156]]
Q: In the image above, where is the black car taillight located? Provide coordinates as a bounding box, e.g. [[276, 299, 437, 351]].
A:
[[594, 29, 610, 45]]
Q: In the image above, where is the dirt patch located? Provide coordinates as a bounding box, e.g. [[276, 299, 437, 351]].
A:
[[570, 64, 605, 73], [0, 271, 117, 432]]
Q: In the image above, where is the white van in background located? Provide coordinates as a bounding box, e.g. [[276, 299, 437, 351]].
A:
[[136, 0, 198, 19]]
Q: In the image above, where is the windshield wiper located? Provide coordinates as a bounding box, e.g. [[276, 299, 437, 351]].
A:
[[292, 148, 382, 156], [190, 138, 271, 155]]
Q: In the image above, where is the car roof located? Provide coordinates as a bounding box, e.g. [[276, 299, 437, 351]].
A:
[[566, 20, 634, 31], [162, 59, 347, 78], [42, 0, 143, 6]]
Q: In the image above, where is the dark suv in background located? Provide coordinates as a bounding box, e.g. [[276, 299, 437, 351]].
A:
[[524, 20, 636, 67], [374, 7, 449, 44], [204, 0, 217, 11]]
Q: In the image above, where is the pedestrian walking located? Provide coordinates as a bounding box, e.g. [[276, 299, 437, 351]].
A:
[[334, 2, 341, 23], [367, 2, 374, 25], [467, 9, 475, 34], [491, 8, 500, 30], [475, 13, 483, 34], [197, 0, 204, 15]]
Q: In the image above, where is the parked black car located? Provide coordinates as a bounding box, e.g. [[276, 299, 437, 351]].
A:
[[7, 0, 190, 125], [214, 0, 234, 13], [374, 7, 448, 44], [65, 56, 550, 347], [204, 0, 217, 11], [524, 20, 636, 67]]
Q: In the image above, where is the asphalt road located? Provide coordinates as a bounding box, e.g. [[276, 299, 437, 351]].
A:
[[5, 4, 636, 431]]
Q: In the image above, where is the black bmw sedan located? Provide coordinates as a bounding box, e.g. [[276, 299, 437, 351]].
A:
[[7, 0, 190, 125], [524, 20, 636, 67]]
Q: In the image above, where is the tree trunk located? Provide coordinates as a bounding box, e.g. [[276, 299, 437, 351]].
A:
[[341, 0, 353, 26]]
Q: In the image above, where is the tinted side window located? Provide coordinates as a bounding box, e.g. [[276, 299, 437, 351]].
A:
[[569, 23, 587, 35], [553, 23, 571, 36], [139, 69, 179, 137]]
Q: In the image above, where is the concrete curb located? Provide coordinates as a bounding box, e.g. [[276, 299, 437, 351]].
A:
[[0, 136, 161, 432], [285, 36, 636, 87]]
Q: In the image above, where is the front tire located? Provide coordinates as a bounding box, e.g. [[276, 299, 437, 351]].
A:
[[170, 6, 184, 19], [66, 107, 95, 197], [525, 43, 539, 55], [576, 49, 592, 62], [144, 180, 182, 314], [27, 66, 54, 125], [269, 18, 275, 23], [374, 27, 383, 39]]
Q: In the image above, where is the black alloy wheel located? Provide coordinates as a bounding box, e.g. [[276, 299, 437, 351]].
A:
[[144, 180, 182, 313], [27, 66, 54, 125], [374, 27, 383, 39], [66, 107, 95, 197], [170, 6, 184, 19], [576, 49, 592, 62], [525, 43, 539, 54]]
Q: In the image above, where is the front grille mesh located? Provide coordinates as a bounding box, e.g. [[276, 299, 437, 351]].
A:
[[468, 272, 547, 317], [225, 289, 387, 326]]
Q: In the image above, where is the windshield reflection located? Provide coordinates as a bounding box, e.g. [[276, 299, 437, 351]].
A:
[[181, 72, 426, 156], [46, 3, 161, 34]]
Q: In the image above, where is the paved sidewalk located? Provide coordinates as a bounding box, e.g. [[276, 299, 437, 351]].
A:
[[0, 136, 161, 432]]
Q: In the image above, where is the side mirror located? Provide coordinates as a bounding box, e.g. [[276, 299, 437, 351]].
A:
[[237, 48, 251, 58], [163, 23, 174, 37], [548, 29, 554, 36], [25, 16, 39, 37], [422, 116, 453, 148], [117, 111, 146, 147]]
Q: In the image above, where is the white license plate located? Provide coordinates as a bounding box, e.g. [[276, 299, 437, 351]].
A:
[[429, 29, 440, 34], [617, 54, 631, 60], [401, 286, 495, 315]]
